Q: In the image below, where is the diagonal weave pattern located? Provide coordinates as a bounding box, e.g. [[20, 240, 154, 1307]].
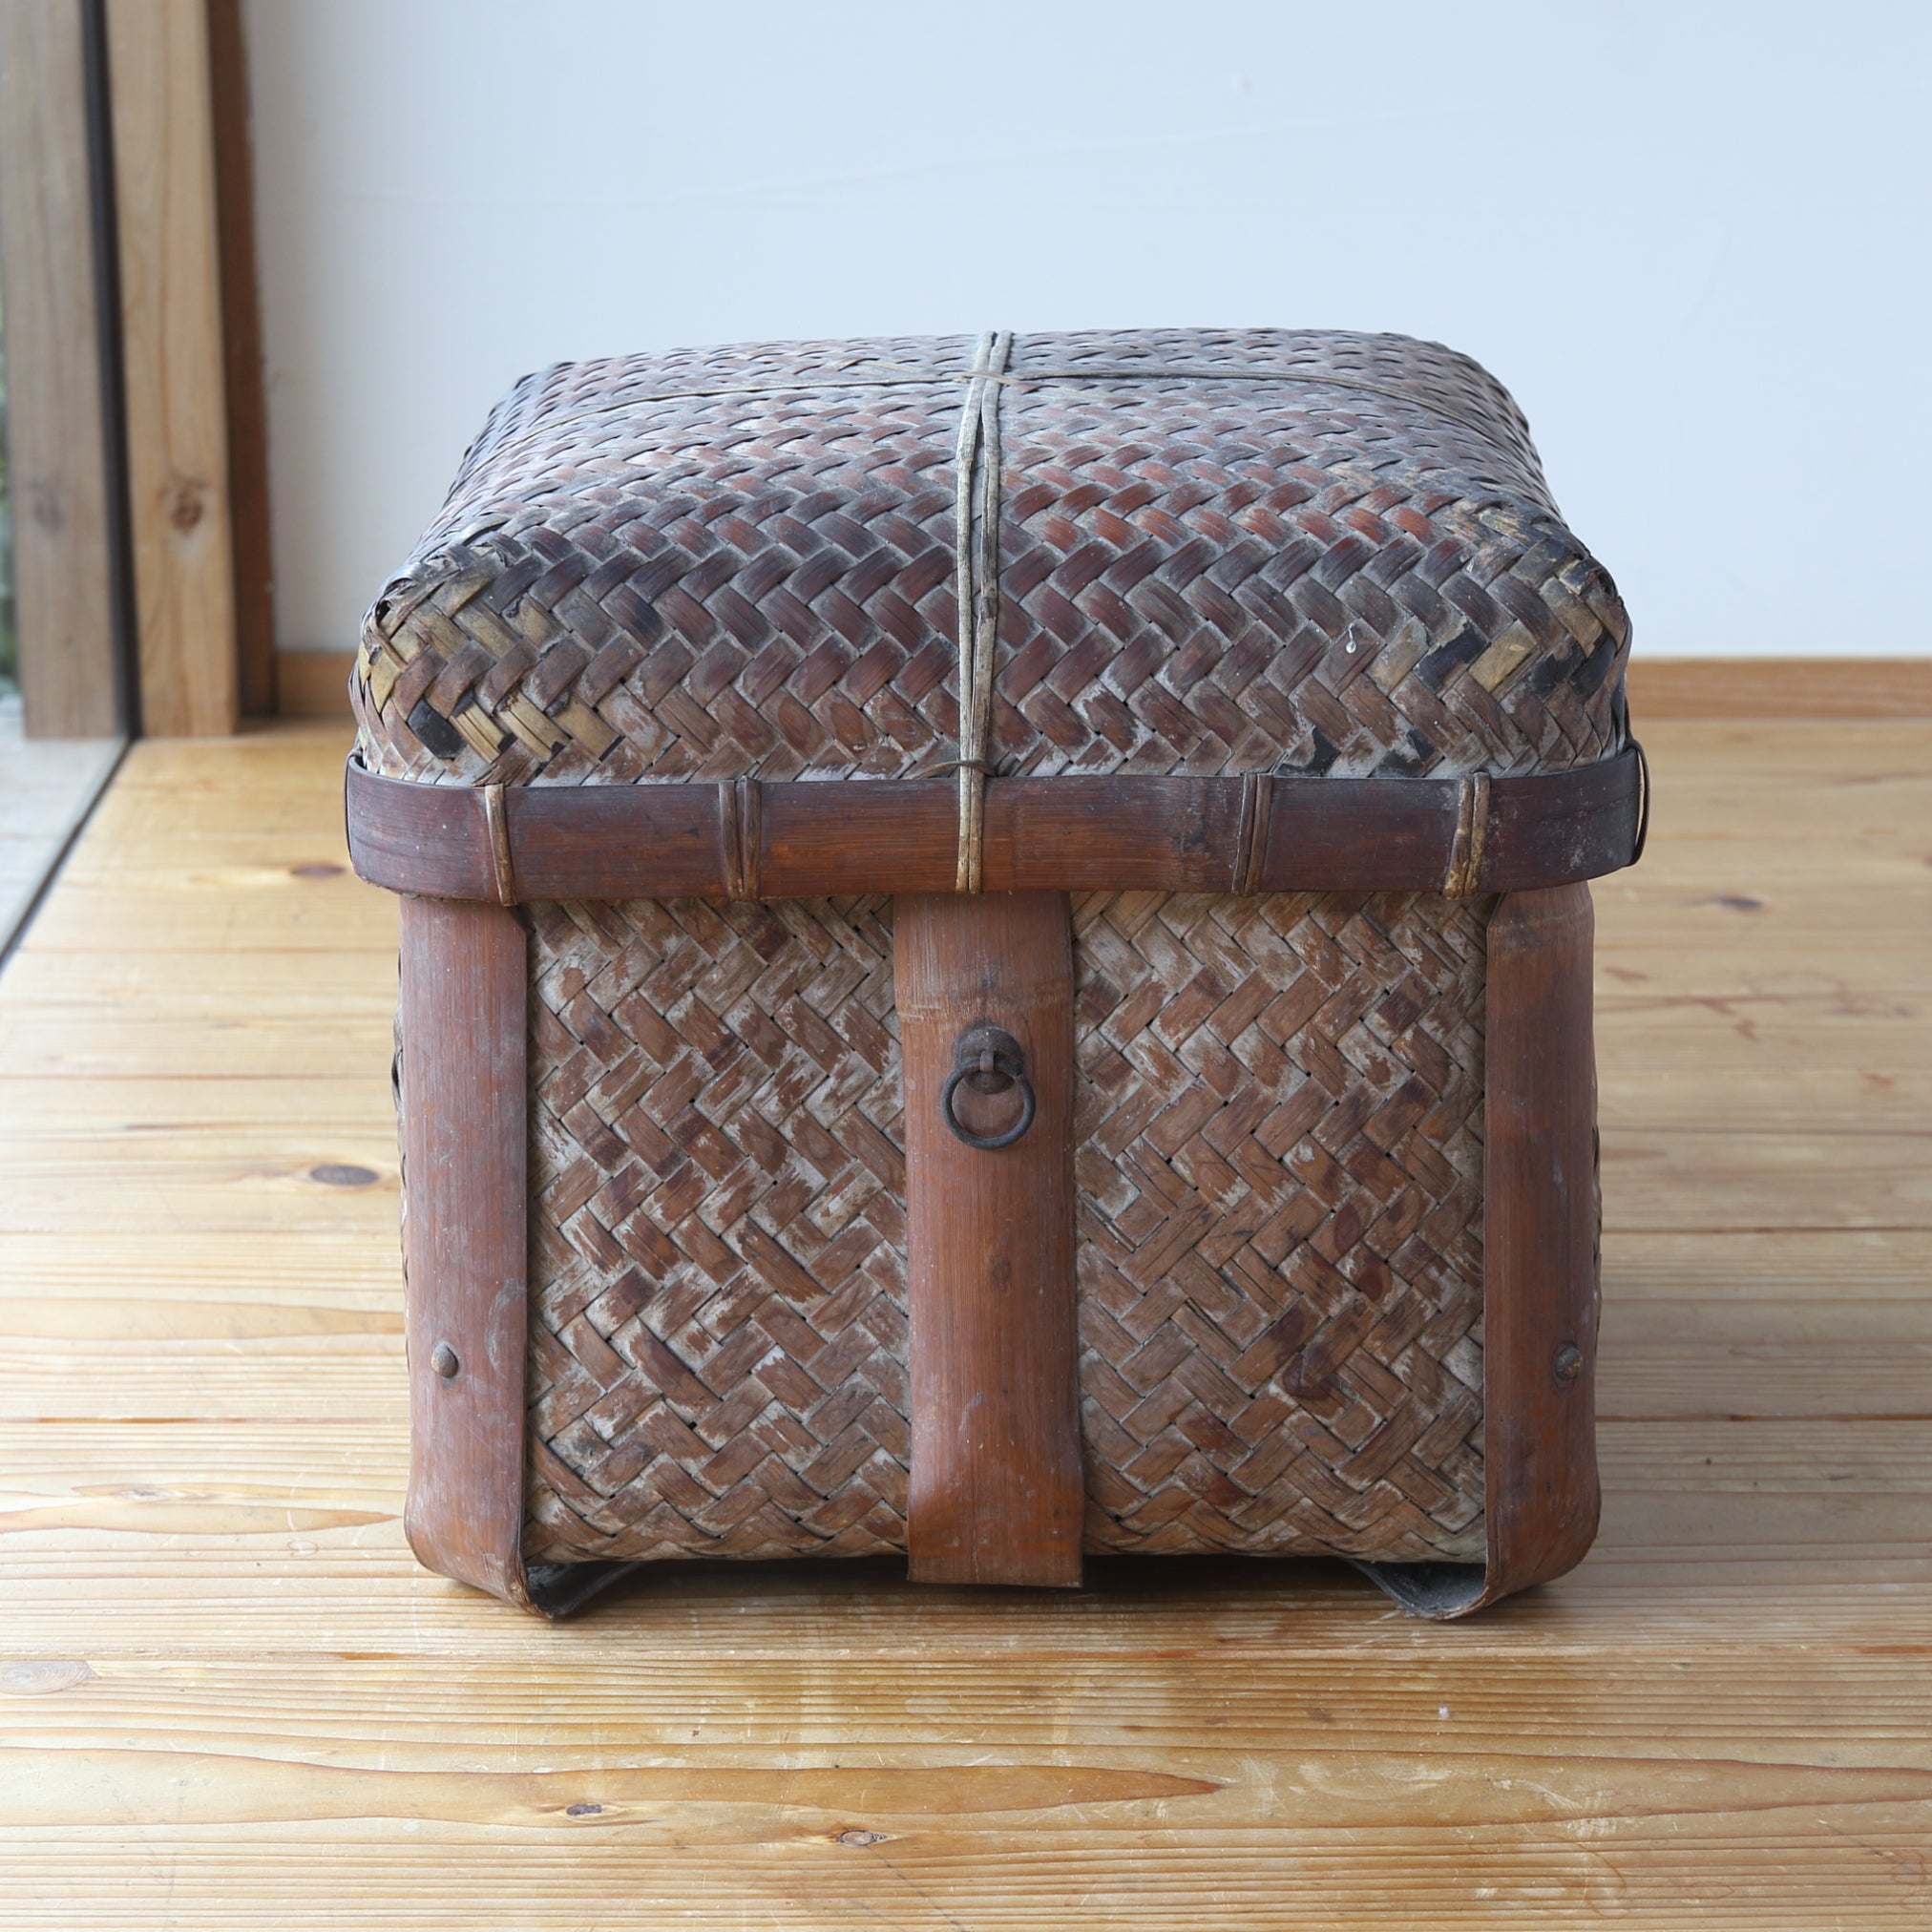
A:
[[351, 330, 1628, 792], [1072, 892, 1486, 1560], [522, 892, 1486, 1567], [523, 895, 910, 1563]]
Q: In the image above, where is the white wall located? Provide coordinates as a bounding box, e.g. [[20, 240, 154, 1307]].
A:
[[245, 0, 1931, 660]]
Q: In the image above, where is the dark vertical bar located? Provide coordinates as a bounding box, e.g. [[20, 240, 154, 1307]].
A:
[[78, 0, 136, 735], [205, 0, 275, 716]]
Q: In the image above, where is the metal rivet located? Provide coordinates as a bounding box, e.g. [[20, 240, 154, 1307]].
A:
[[430, 1342, 460, 1379], [1553, 1342, 1584, 1385]]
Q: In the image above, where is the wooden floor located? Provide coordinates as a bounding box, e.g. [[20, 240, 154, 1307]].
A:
[[1, 718, 1928, 1927], [0, 694, 123, 958]]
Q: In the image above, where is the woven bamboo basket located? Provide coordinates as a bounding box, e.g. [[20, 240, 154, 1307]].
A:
[[347, 328, 1640, 1618]]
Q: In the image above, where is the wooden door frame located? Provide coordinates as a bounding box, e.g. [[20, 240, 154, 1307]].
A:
[[0, 0, 127, 737], [0, 0, 272, 740]]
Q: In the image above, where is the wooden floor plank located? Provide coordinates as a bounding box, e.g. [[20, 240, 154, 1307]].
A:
[[1, 719, 1928, 1925], [1616, 717, 1932, 777], [1605, 1228, 1932, 1298], [0, 1834, 1922, 1932], [1602, 1129, 1932, 1231], [0, 1017, 393, 1079], [0, 1230, 399, 1301]]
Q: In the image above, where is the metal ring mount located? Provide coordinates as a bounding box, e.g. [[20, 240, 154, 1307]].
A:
[[940, 1024, 1036, 1150]]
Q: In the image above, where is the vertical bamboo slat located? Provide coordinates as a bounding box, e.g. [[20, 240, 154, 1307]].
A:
[[398, 892, 532, 1608], [896, 891, 1084, 1588], [1482, 883, 1601, 1592]]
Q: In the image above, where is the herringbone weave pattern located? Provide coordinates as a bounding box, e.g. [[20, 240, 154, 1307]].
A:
[[524, 896, 910, 1562], [523, 892, 1487, 1566], [1072, 892, 1485, 1560], [352, 330, 1628, 790]]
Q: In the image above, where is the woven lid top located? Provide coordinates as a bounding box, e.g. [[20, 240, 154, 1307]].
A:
[[351, 328, 1629, 790]]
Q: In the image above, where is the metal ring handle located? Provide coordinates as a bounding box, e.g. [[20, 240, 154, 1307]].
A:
[[940, 1025, 1037, 1150], [1629, 738, 1651, 866]]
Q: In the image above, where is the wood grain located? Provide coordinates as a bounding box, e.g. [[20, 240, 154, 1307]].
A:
[[273, 648, 354, 720], [1, 716, 1930, 1925], [104, 0, 239, 736], [0, 0, 123, 736], [896, 892, 1082, 1587], [1629, 655, 1932, 719]]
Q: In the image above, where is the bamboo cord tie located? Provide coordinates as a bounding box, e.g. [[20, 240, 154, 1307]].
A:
[[1233, 772, 1275, 894], [482, 784, 515, 905], [953, 331, 1013, 892], [1442, 774, 1491, 898]]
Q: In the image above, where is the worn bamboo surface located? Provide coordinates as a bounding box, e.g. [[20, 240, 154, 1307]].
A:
[[1, 718, 1929, 1926]]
